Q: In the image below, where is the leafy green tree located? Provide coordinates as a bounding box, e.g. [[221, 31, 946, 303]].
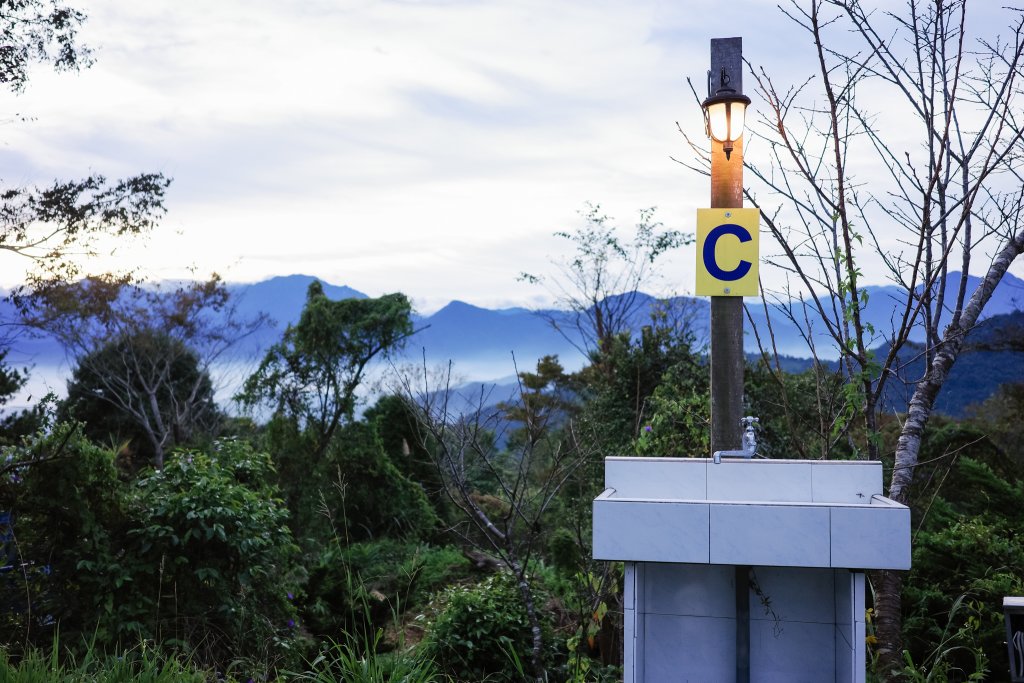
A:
[[312, 421, 439, 545], [60, 332, 219, 467], [1, 1, 169, 287], [520, 203, 694, 360], [364, 393, 450, 519], [240, 282, 413, 458], [968, 382, 1024, 469], [498, 355, 574, 450], [578, 319, 705, 457], [22, 275, 260, 468]]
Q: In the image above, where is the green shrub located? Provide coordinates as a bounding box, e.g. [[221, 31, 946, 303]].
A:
[[902, 457, 1024, 678], [422, 572, 556, 683], [0, 423, 125, 648], [321, 422, 440, 543], [2, 429, 305, 675], [303, 540, 467, 643], [115, 439, 303, 671]]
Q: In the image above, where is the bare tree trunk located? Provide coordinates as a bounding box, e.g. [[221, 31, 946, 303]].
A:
[[874, 228, 1024, 676], [508, 553, 546, 683], [873, 569, 904, 679]]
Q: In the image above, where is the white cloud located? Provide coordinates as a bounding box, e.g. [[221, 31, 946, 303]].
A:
[[2, 0, 1021, 302]]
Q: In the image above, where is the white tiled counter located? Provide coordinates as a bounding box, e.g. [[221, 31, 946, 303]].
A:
[[594, 458, 910, 569], [592, 457, 910, 683]]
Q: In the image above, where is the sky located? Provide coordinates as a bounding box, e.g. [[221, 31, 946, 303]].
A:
[[3, 0, 1022, 314]]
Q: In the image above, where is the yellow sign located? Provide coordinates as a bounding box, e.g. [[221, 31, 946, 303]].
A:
[[695, 208, 760, 297]]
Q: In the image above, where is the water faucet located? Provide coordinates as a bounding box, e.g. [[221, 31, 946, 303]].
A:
[[741, 416, 759, 453], [713, 416, 759, 464]]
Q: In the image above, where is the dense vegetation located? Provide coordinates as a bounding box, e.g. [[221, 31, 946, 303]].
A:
[[1, 271, 1022, 682]]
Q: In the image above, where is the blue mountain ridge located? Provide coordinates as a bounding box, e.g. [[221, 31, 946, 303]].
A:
[[2, 271, 1023, 400]]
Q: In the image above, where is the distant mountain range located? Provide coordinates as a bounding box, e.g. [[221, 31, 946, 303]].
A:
[[234, 270, 1024, 364], [2, 271, 1023, 416]]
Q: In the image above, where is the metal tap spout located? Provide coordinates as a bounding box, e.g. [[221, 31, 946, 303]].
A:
[[713, 416, 759, 464]]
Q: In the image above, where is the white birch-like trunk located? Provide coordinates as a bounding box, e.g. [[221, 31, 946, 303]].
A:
[[875, 228, 1024, 677]]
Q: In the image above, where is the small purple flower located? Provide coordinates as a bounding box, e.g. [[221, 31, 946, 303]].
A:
[[644, 425, 653, 433], [287, 619, 295, 628], [287, 591, 294, 601]]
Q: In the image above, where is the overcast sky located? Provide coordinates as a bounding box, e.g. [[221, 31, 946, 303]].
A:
[[3, 0, 1021, 313]]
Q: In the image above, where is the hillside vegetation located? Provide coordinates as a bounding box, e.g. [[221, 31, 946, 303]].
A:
[[1, 276, 1023, 682]]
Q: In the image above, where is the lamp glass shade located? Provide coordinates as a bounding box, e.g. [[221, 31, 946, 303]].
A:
[[707, 100, 747, 143]]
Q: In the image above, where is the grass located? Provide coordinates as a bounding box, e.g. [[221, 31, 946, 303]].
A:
[[0, 640, 207, 683]]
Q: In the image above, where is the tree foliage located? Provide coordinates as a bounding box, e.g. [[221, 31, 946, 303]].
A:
[[497, 355, 574, 451], [0, 0, 92, 93], [520, 204, 693, 359], [363, 393, 449, 519], [2, 174, 171, 285], [1, 0, 169, 287], [0, 429, 301, 671], [309, 421, 439, 545], [240, 282, 413, 456], [22, 274, 262, 467], [61, 331, 218, 467], [579, 317, 706, 457], [0, 347, 46, 446]]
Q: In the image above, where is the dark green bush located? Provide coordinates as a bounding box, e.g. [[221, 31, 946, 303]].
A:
[[116, 439, 302, 670], [326, 422, 439, 542], [1, 429, 305, 674], [303, 540, 466, 643], [903, 457, 1024, 678], [0, 423, 125, 648], [422, 572, 556, 683], [267, 419, 440, 551]]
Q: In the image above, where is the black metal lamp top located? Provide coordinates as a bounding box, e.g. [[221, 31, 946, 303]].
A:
[[702, 67, 751, 160]]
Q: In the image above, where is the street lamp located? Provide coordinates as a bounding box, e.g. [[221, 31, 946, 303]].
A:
[[702, 40, 753, 683], [702, 68, 751, 160]]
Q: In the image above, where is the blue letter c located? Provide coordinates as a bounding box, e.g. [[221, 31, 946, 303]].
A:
[[703, 223, 752, 281]]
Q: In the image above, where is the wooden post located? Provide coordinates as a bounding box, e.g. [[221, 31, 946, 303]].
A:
[[709, 37, 745, 456], [708, 36, 749, 683]]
